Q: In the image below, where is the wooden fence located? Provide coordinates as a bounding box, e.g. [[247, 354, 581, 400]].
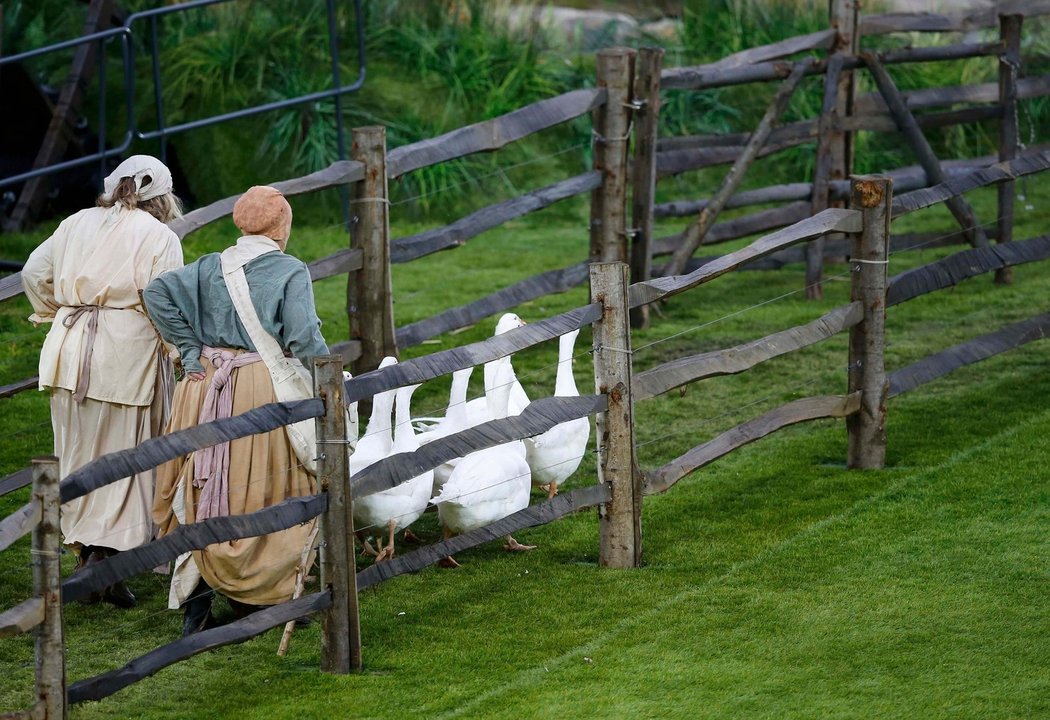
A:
[[5, 157, 1050, 714], [4, 2, 1050, 714]]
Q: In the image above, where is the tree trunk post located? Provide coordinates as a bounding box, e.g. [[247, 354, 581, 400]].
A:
[[590, 262, 641, 568], [349, 126, 396, 378], [315, 357, 361, 674], [828, 0, 859, 184], [590, 48, 636, 264], [806, 55, 844, 300], [996, 13, 1022, 285], [807, 0, 857, 299], [629, 47, 663, 330], [847, 177, 891, 470], [32, 456, 65, 720]]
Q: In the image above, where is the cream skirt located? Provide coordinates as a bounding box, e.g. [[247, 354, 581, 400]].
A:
[[54, 360, 172, 553]]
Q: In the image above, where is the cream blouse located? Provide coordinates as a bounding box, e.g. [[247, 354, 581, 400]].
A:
[[22, 206, 183, 406]]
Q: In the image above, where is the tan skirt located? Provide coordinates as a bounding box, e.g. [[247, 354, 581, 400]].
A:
[[54, 360, 172, 553], [153, 354, 317, 606]]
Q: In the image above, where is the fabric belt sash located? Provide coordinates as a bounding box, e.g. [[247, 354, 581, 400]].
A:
[[194, 346, 263, 520], [62, 305, 129, 403]]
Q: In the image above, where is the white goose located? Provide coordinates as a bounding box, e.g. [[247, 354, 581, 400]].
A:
[[465, 313, 530, 425], [432, 357, 535, 566], [353, 382, 432, 562], [350, 356, 398, 557], [342, 370, 360, 452], [525, 329, 590, 498], [416, 366, 474, 497]]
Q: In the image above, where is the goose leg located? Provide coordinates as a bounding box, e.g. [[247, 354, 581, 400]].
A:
[[437, 526, 460, 568], [403, 528, 423, 544], [546, 481, 558, 500], [356, 531, 378, 558], [504, 535, 536, 552], [375, 520, 397, 563]]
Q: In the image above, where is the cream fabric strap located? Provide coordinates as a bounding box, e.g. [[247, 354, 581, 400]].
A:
[[218, 243, 296, 377], [218, 242, 320, 476]]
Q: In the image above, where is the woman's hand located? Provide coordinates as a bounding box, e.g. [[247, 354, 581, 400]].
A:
[[187, 371, 207, 382]]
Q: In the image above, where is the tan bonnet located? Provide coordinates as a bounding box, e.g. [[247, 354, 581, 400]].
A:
[[232, 185, 293, 241]]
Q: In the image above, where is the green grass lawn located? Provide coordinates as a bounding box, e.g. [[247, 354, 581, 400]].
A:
[[0, 182, 1048, 718]]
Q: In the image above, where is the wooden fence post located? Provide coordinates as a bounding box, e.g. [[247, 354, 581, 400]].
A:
[[32, 456, 65, 720], [349, 126, 396, 378], [807, 0, 858, 299], [996, 13, 1022, 285], [314, 357, 361, 674], [629, 47, 663, 330], [828, 0, 858, 185], [847, 177, 891, 470], [590, 48, 636, 264], [590, 262, 641, 568]]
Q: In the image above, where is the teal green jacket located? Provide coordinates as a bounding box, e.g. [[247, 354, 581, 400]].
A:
[[143, 250, 328, 375]]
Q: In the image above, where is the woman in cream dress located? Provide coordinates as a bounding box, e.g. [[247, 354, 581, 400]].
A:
[[22, 155, 184, 608]]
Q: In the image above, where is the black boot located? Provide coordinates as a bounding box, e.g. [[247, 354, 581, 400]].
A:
[[72, 546, 103, 605], [182, 581, 215, 637], [227, 597, 269, 620], [97, 547, 136, 609]]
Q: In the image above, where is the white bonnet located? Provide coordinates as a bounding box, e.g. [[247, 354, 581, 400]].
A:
[[103, 155, 174, 202]]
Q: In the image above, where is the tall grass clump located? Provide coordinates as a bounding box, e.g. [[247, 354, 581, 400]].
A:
[[355, 0, 594, 219]]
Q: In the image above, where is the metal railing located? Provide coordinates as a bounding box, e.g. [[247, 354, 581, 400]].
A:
[[0, 0, 365, 191]]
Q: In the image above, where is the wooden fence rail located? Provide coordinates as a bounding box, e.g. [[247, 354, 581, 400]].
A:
[[633, 208, 862, 306], [644, 393, 862, 495], [0, 598, 44, 640], [654, 152, 1018, 218], [633, 302, 863, 401], [860, 1, 1050, 34], [67, 591, 333, 705], [60, 399, 323, 504], [390, 172, 600, 265], [652, 149, 1048, 282], [62, 494, 328, 604], [0, 498, 40, 553], [888, 234, 1050, 306], [357, 484, 611, 589], [888, 312, 1050, 398], [892, 149, 1050, 217], [387, 88, 605, 180], [343, 304, 601, 404], [394, 262, 590, 348]]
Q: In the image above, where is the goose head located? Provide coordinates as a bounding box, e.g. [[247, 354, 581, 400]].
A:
[[495, 313, 526, 336]]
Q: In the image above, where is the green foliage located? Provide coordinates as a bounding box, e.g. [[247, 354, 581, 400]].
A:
[[6, 0, 1050, 221]]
